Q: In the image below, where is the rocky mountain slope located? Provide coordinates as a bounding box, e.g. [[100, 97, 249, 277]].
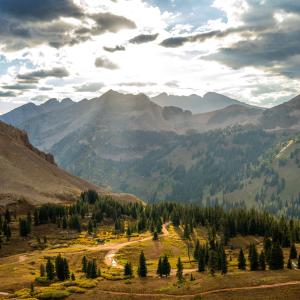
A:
[[0, 120, 140, 208]]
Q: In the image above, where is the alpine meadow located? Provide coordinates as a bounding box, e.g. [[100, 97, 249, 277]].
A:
[[1, 1, 300, 299]]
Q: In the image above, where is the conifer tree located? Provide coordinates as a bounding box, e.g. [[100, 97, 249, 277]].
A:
[[71, 273, 75, 281], [176, 257, 183, 282], [208, 249, 218, 276], [287, 258, 292, 269], [194, 239, 200, 260], [40, 264, 45, 277], [220, 248, 227, 275], [46, 258, 54, 280], [290, 243, 297, 259], [298, 255, 300, 269], [153, 231, 158, 241], [162, 255, 171, 277], [124, 262, 133, 278], [198, 247, 206, 272], [263, 237, 272, 266], [238, 248, 246, 270], [269, 242, 284, 270], [88, 220, 93, 235], [137, 251, 147, 277], [249, 244, 259, 271], [259, 251, 266, 271], [82, 256, 87, 273], [157, 257, 163, 277]]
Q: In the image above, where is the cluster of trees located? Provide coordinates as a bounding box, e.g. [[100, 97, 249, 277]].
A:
[[19, 213, 32, 237], [29, 193, 300, 253], [194, 239, 227, 275], [82, 256, 100, 279], [0, 209, 12, 244], [40, 254, 72, 281]]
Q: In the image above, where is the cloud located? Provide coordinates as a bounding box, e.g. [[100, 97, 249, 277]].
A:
[[17, 67, 69, 83], [103, 45, 126, 52], [31, 95, 49, 102], [160, 27, 261, 48], [95, 57, 119, 70], [0, 0, 83, 21], [90, 12, 136, 34], [74, 82, 105, 92], [0, 90, 17, 97], [4, 84, 37, 90], [39, 86, 53, 91], [0, 3, 136, 50], [129, 33, 159, 44], [118, 82, 157, 87]]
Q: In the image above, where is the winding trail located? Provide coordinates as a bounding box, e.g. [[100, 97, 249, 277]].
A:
[[104, 223, 170, 268], [82, 280, 300, 299]]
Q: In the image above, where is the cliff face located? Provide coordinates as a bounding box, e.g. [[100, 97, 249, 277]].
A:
[[0, 121, 56, 165]]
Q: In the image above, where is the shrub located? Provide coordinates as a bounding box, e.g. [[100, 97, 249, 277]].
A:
[[37, 289, 70, 299], [67, 286, 86, 293]]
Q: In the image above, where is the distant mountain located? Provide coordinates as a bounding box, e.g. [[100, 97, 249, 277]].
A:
[[0, 98, 74, 126], [0, 120, 140, 209], [151, 92, 256, 114]]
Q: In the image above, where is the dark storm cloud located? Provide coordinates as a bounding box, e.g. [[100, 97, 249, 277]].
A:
[[0, 1, 136, 51], [0, 91, 17, 97], [95, 57, 119, 70], [103, 45, 126, 52], [0, 0, 83, 21], [129, 33, 159, 44], [17, 67, 69, 83]]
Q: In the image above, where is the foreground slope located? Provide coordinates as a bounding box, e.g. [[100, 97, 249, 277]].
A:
[[0, 121, 139, 208]]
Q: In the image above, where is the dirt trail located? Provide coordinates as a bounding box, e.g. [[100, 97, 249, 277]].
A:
[[104, 223, 170, 268], [83, 280, 300, 299]]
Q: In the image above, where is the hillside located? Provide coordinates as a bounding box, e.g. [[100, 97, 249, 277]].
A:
[[221, 132, 300, 217], [0, 121, 139, 208], [1, 91, 300, 209]]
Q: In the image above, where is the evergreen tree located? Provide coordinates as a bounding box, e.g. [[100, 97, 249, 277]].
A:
[[82, 256, 87, 273], [290, 243, 297, 259], [194, 239, 200, 260], [208, 249, 218, 276], [259, 250, 266, 271], [86, 259, 97, 279], [176, 257, 184, 282], [220, 248, 227, 275], [63, 258, 70, 280], [287, 258, 292, 269], [156, 257, 163, 277], [298, 255, 300, 269], [88, 220, 93, 235], [161, 255, 171, 277], [198, 247, 206, 272], [269, 242, 284, 270], [153, 231, 158, 241], [55, 254, 65, 281], [238, 248, 246, 270], [40, 264, 45, 277], [124, 262, 133, 278], [46, 258, 54, 280], [71, 273, 75, 281], [249, 244, 259, 271], [137, 251, 147, 277], [19, 218, 30, 237], [264, 237, 272, 266]]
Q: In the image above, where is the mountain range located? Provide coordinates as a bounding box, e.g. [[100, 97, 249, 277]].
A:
[[1, 90, 300, 211], [151, 92, 257, 114]]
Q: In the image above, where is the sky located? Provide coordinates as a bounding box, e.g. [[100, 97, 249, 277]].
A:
[[0, 0, 299, 114]]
